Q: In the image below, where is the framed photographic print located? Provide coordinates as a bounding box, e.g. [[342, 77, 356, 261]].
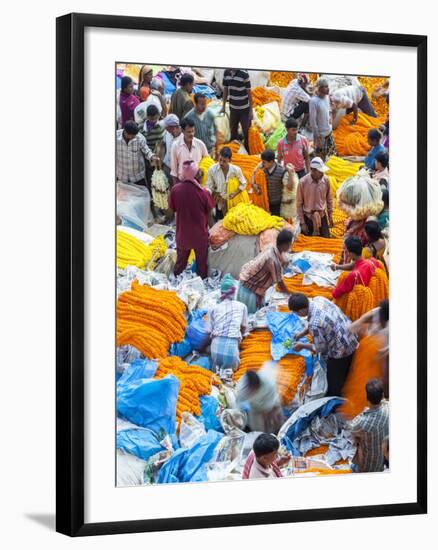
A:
[[56, 13, 427, 537]]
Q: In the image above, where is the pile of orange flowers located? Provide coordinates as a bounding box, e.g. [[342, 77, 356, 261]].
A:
[[219, 141, 241, 155], [292, 234, 343, 263], [280, 274, 334, 300], [333, 112, 385, 156], [252, 86, 281, 107], [248, 126, 265, 155], [154, 356, 221, 424], [234, 330, 306, 405], [339, 334, 385, 419], [250, 169, 270, 211], [358, 76, 389, 119], [335, 263, 389, 321], [117, 280, 186, 359], [269, 71, 295, 87]]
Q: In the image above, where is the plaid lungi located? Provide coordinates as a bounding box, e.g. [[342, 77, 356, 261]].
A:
[[315, 132, 337, 160], [211, 336, 240, 369]]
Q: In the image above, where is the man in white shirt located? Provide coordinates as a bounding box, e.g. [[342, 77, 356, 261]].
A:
[[330, 84, 377, 128], [281, 73, 311, 125], [134, 78, 167, 124]]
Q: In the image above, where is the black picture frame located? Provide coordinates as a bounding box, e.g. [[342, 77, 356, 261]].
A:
[[56, 12, 427, 537]]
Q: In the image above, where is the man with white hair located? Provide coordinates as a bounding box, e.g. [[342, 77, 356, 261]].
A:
[[330, 84, 377, 127], [309, 78, 336, 160], [158, 114, 182, 180]]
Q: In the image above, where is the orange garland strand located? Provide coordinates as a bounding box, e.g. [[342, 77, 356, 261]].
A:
[[250, 169, 270, 211]]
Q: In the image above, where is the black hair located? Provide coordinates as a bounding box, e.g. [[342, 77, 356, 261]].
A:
[[181, 117, 196, 130], [146, 104, 160, 117], [368, 128, 382, 142], [261, 149, 276, 162], [288, 293, 309, 312], [285, 118, 299, 129], [366, 378, 384, 405], [219, 146, 232, 160], [253, 433, 280, 458], [123, 120, 139, 135], [379, 299, 389, 326], [381, 187, 389, 209], [344, 235, 363, 256], [277, 229, 293, 248], [375, 151, 389, 168], [364, 221, 383, 242], [180, 73, 194, 87], [245, 370, 261, 391], [194, 93, 206, 104], [121, 76, 133, 92]]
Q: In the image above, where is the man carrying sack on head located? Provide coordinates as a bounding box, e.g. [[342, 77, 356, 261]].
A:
[[296, 157, 334, 238]]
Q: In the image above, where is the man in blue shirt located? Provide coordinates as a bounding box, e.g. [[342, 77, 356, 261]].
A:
[[365, 128, 385, 170]]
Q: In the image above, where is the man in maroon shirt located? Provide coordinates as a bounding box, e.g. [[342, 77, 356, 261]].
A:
[[332, 236, 381, 299], [168, 160, 214, 279]]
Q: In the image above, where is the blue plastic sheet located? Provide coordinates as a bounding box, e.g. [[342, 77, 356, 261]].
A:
[[118, 359, 158, 386], [170, 338, 193, 359], [185, 310, 210, 351], [267, 311, 314, 375], [197, 395, 222, 432], [189, 356, 212, 371], [282, 397, 344, 455], [292, 258, 311, 273], [117, 427, 165, 461], [117, 374, 180, 436], [158, 430, 223, 483]]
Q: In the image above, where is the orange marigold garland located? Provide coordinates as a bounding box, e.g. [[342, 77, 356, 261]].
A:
[[280, 274, 335, 300], [339, 334, 385, 419], [117, 280, 187, 359], [333, 112, 385, 156], [250, 169, 270, 211], [358, 76, 389, 119], [368, 267, 389, 308], [251, 86, 281, 107], [334, 273, 374, 321], [292, 234, 344, 263], [248, 125, 265, 155], [154, 356, 221, 423]]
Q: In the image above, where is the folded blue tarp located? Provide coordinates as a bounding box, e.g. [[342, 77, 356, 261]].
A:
[[117, 427, 165, 461]]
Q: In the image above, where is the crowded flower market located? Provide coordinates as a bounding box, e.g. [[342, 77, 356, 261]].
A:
[[115, 64, 390, 486]]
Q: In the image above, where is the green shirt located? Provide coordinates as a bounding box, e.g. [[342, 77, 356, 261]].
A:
[[186, 107, 216, 152], [170, 88, 193, 121]]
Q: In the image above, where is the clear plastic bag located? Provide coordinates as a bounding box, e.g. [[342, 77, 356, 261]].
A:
[[179, 412, 207, 448], [337, 171, 384, 220], [117, 181, 154, 230]]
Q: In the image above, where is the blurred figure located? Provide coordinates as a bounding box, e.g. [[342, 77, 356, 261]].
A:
[[170, 73, 195, 121]]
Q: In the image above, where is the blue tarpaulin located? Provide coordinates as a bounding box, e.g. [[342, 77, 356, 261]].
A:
[[157, 430, 223, 483], [267, 311, 314, 375], [118, 359, 158, 386], [197, 395, 222, 432], [185, 310, 210, 351], [117, 427, 165, 461], [117, 374, 180, 436]]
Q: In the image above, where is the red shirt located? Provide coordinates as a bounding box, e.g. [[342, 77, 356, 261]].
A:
[[168, 180, 214, 250], [332, 258, 381, 299], [277, 134, 309, 171]]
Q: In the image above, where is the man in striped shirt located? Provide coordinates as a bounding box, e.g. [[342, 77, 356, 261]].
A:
[[221, 68, 253, 152], [185, 93, 217, 157], [236, 229, 292, 314]]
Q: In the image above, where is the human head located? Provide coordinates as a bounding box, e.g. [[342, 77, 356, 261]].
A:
[[244, 370, 261, 397], [379, 299, 389, 328], [219, 146, 232, 169], [180, 73, 194, 93], [181, 160, 199, 183], [139, 65, 153, 85], [285, 118, 298, 140], [194, 93, 207, 113], [181, 117, 196, 141], [146, 104, 160, 124], [375, 151, 389, 171], [364, 220, 383, 243], [261, 149, 276, 170], [381, 186, 389, 209], [297, 73, 309, 89], [368, 128, 382, 147], [366, 378, 385, 405], [288, 293, 309, 317], [276, 229, 293, 253], [344, 236, 363, 260], [316, 78, 329, 96], [163, 114, 181, 137], [310, 157, 329, 180], [220, 273, 237, 300], [121, 76, 134, 94], [123, 120, 139, 141], [253, 433, 280, 469], [150, 77, 164, 93]]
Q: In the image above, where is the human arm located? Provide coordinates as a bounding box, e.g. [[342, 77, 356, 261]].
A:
[[331, 261, 355, 271], [332, 271, 356, 299], [303, 138, 311, 173], [277, 279, 290, 295], [170, 140, 179, 183], [326, 178, 334, 226], [277, 141, 284, 164], [308, 99, 319, 140], [295, 181, 307, 231], [138, 134, 157, 163], [350, 103, 358, 125], [349, 307, 378, 334], [205, 166, 216, 195]]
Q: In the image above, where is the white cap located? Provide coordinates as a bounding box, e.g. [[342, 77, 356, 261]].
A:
[[310, 157, 329, 173]]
